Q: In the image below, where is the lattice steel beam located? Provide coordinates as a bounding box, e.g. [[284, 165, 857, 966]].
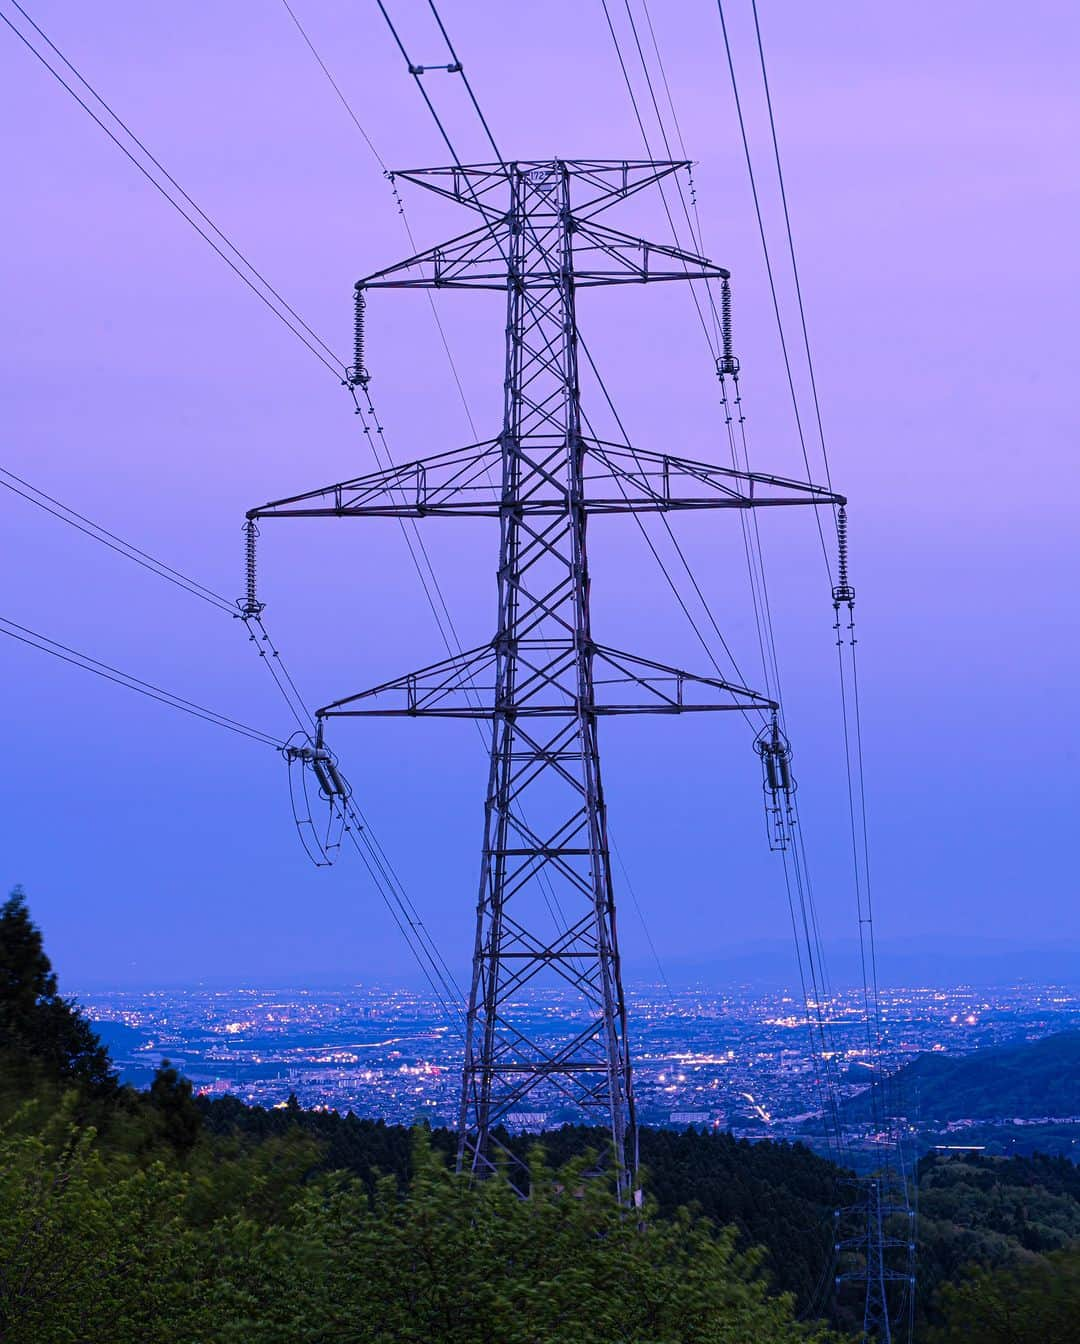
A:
[[248, 160, 839, 1201]]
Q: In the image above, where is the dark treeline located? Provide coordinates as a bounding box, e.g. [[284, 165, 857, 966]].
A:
[[3, 886, 1079, 1342], [199, 1096, 844, 1313]]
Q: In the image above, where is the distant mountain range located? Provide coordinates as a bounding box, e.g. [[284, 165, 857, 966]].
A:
[[845, 1031, 1080, 1123], [664, 938, 1080, 988]]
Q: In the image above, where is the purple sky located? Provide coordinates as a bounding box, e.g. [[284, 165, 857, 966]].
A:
[[2, 1, 1078, 989]]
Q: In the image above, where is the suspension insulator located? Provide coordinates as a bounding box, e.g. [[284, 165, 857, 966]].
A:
[[756, 717, 796, 799], [311, 754, 337, 798], [777, 751, 793, 793], [310, 750, 350, 800], [310, 723, 351, 799], [716, 277, 740, 377], [349, 285, 371, 387], [325, 759, 350, 798], [832, 504, 856, 606], [239, 518, 265, 617]]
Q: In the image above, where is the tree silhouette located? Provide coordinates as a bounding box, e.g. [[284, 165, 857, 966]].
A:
[[0, 885, 114, 1096]]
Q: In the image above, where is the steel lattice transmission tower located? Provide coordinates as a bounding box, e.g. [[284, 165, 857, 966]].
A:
[[835, 1172, 917, 1342], [249, 160, 841, 1197]]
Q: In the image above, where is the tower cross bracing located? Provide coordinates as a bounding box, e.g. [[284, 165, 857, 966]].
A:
[[249, 159, 842, 1196]]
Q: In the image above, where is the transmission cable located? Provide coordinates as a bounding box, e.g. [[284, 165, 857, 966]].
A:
[[3, 2, 470, 1027], [601, 7, 852, 1162], [423, 0, 507, 166], [597, 0, 718, 355], [749, 0, 833, 494], [714, 0, 881, 1084], [0, 1, 346, 381], [595, 2, 787, 722], [713, 0, 831, 577], [577, 332, 765, 724], [0, 463, 466, 1023], [241, 612, 466, 1027], [279, 0, 479, 437], [374, 0, 770, 977], [717, 6, 905, 1248], [736, 0, 888, 1134], [0, 465, 236, 615], [618, 0, 783, 700], [0, 614, 281, 747]]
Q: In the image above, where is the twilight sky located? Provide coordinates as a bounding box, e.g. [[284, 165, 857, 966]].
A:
[[2, 1, 1077, 989]]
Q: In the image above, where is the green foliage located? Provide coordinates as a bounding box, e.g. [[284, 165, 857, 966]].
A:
[[928, 1243, 1080, 1344], [915, 1152, 1080, 1334], [147, 1059, 202, 1155], [199, 1102, 846, 1315], [0, 1105, 845, 1344], [0, 1098, 204, 1341], [0, 887, 114, 1098], [224, 1133, 844, 1344]]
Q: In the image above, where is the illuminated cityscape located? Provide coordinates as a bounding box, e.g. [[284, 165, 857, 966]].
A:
[[80, 981, 1080, 1155]]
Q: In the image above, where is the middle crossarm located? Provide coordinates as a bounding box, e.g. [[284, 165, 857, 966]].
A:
[[248, 439, 844, 521]]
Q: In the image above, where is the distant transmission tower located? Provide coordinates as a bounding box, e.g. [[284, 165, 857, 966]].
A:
[[248, 160, 841, 1198], [836, 1170, 916, 1342]]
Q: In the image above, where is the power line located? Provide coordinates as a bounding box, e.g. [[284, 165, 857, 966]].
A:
[[749, 0, 833, 494], [424, 0, 507, 165], [278, 0, 479, 438], [607, 3, 851, 1169], [0, 470, 466, 1018], [597, 0, 718, 354], [241, 611, 466, 1027], [0, 465, 235, 615], [0, 465, 468, 1020], [577, 332, 763, 720], [375, 1, 487, 179], [279, 0, 390, 174], [0, 1, 346, 381], [711, 6, 911, 1319], [0, 614, 281, 747], [713, 0, 831, 577], [3, 1, 471, 1029]]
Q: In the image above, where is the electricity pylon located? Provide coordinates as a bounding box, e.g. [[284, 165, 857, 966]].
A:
[[248, 160, 842, 1199], [836, 1172, 917, 1342]]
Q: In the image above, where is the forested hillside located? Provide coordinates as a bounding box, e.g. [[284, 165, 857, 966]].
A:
[[3, 886, 1080, 1342], [0, 888, 843, 1343], [844, 1032, 1080, 1124], [199, 1096, 845, 1313]]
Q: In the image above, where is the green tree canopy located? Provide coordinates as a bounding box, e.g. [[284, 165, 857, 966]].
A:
[[0, 1109, 845, 1344], [929, 1244, 1080, 1344], [0, 886, 114, 1097]]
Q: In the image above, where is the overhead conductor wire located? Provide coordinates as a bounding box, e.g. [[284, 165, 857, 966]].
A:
[[733, 0, 888, 1137], [375, 0, 838, 1080], [0, 1, 345, 381], [280, 1, 573, 936], [1, 2, 465, 1028], [372, 0, 682, 970], [599, 0, 846, 1154], [715, 10, 912, 1315], [0, 614, 281, 747]]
